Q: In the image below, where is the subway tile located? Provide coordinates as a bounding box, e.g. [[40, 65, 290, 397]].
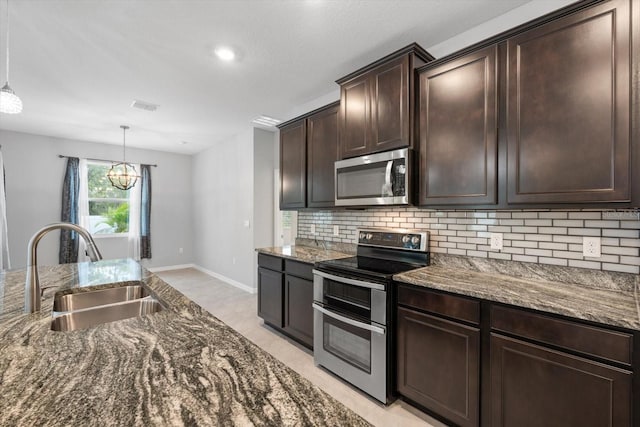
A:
[[584, 220, 619, 228], [620, 238, 640, 247], [539, 211, 568, 219], [467, 250, 488, 258], [477, 245, 492, 251], [449, 236, 467, 243], [602, 263, 640, 274], [500, 219, 525, 226], [467, 237, 488, 244], [512, 226, 538, 234], [488, 226, 511, 233], [477, 232, 491, 238], [552, 235, 583, 244], [620, 221, 640, 229], [457, 231, 477, 238], [503, 233, 525, 241], [489, 252, 512, 260], [602, 229, 639, 238], [585, 254, 619, 263], [601, 246, 639, 256], [494, 212, 513, 219], [568, 260, 601, 270], [524, 234, 553, 242], [469, 212, 488, 219], [503, 247, 525, 255], [456, 219, 475, 225], [539, 242, 568, 251], [457, 243, 477, 250], [552, 250, 583, 260], [539, 257, 568, 266], [525, 219, 553, 226], [525, 248, 553, 257], [448, 224, 467, 231], [512, 241, 538, 248], [400, 212, 414, 217], [553, 220, 584, 227], [448, 212, 467, 218], [568, 212, 601, 220], [439, 242, 456, 248], [538, 227, 567, 235], [512, 212, 538, 219], [567, 228, 600, 236], [431, 247, 447, 254], [513, 255, 538, 263], [619, 256, 640, 266], [477, 219, 499, 225], [600, 237, 619, 246], [448, 248, 467, 256], [467, 225, 488, 231]]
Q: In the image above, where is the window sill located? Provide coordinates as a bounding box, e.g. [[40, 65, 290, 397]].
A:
[[92, 233, 129, 239]]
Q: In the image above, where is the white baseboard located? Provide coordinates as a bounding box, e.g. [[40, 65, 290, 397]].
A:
[[192, 265, 256, 294], [147, 263, 195, 273]]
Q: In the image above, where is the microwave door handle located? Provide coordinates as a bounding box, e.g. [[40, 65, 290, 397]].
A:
[[312, 303, 386, 335], [312, 269, 386, 291], [384, 160, 393, 196]]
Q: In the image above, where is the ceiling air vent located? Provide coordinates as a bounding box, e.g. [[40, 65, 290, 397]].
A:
[[130, 100, 159, 112]]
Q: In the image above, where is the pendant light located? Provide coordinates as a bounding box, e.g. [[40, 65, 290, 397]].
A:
[[0, 0, 22, 114], [107, 125, 140, 190]]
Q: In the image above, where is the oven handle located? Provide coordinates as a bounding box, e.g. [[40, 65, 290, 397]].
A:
[[312, 303, 386, 335], [312, 269, 386, 291]]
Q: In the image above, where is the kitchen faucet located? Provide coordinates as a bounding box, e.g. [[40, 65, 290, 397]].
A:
[[24, 222, 102, 313]]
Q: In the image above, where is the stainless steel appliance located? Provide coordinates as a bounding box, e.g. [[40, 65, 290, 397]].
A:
[[334, 148, 412, 206], [312, 228, 429, 403]]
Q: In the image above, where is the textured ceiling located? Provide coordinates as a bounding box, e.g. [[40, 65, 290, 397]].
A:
[[0, 0, 572, 154]]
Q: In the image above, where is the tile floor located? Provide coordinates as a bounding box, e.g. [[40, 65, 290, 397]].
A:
[[155, 267, 447, 427]]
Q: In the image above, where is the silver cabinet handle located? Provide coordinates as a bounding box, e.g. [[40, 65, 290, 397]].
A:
[[312, 269, 386, 291], [312, 303, 385, 335]]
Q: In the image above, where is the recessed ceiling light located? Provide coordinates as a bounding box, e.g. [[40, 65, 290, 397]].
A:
[[252, 115, 282, 128], [179, 141, 188, 145], [214, 46, 236, 61], [130, 99, 159, 112]]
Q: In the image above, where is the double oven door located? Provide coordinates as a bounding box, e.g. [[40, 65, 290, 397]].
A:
[[312, 269, 389, 403]]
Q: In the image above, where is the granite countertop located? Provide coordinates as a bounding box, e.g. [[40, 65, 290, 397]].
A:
[[256, 245, 352, 264], [394, 255, 640, 331], [0, 259, 370, 426]]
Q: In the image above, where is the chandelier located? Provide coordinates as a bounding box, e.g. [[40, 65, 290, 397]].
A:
[[107, 125, 140, 190], [0, 0, 22, 114]]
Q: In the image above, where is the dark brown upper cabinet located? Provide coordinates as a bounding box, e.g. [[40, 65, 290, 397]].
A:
[[279, 119, 307, 209], [418, 45, 498, 206], [506, 0, 631, 204], [336, 43, 434, 159], [278, 102, 339, 210], [307, 103, 339, 208]]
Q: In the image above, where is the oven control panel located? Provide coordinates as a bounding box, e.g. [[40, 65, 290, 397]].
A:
[[357, 228, 429, 252]]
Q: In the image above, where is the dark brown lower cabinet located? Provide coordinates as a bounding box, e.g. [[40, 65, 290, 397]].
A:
[[257, 267, 283, 327], [397, 306, 480, 427], [491, 333, 632, 427], [283, 274, 314, 347]]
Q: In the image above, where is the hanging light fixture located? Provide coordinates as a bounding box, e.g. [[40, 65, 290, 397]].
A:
[[107, 125, 140, 190], [0, 0, 22, 114]]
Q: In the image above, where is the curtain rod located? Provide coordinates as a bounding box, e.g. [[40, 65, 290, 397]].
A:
[[58, 154, 157, 167]]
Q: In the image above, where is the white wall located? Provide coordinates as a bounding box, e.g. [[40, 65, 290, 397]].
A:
[[1, 129, 193, 270], [192, 127, 276, 291]]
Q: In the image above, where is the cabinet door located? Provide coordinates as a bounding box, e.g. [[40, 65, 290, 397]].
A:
[[257, 267, 283, 327], [507, 0, 631, 204], [370, 56, 410, 153], [280, 119, 307, 209], [307, 104, 339, 208], [339, 74, 370, 159], [491, 333, 632, 427], [283, 274, 314, 348], [397, 307, 480, 427], [419, 46, 497, 206]]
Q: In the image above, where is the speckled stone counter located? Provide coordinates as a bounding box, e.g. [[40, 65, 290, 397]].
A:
[[0, 259, 370, 426], [394, 254, 640, 331], [256, 245, 352, 264]]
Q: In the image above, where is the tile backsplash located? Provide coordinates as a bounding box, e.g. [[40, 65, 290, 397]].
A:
[[298, 208, 640, 274]]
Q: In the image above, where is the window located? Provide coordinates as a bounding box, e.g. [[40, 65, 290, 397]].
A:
[[87, 161, 130, 235]]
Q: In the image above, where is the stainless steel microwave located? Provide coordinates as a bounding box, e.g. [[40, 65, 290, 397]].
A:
[[335, 148, 412, 206]]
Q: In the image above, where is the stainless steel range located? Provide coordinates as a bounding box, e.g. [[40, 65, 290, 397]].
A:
[[312, 228, 429, 404]]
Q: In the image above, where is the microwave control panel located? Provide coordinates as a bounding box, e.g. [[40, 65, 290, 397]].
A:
[[357, 229, 429, 252]]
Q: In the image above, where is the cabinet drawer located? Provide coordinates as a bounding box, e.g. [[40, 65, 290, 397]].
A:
[[284, 259, 313, 280], [397, 284, 480, 325], [258, 253, 283, 271], [491, 305, 632, 366]]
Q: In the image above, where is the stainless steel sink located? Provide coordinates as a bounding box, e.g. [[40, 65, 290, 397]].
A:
[[51, 298, 164, 332], [53, 284, 149, 311]]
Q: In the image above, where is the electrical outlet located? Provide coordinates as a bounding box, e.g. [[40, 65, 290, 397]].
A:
[[490, 233, 503, 250], [583, 236, 601, 257], [310, 224, 316, 234], [333, 225, 340, 236]]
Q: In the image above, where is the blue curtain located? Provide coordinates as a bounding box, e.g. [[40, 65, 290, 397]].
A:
[[140, 164, 152, 259], [59, 157, 80, 263]]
